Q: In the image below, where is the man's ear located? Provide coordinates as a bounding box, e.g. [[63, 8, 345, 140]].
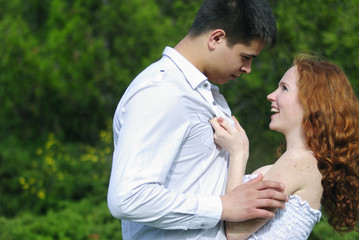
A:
[[208, 29, 226, 50]]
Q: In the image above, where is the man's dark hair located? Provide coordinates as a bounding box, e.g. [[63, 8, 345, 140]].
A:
[[189, 0, 277, 48]]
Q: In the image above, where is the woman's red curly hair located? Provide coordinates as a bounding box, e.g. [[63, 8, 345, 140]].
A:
[[295, 54, 359, 232]]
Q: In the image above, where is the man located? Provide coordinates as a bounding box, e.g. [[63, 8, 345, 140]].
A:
[[107, 0, 287, 239]]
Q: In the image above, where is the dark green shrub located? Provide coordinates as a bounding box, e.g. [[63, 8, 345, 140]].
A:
[[0, 128, 112, 217], [309, 219, 359, 240], [0, 199, 123, 240]]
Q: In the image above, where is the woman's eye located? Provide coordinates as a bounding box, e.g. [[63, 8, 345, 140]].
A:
[[282, 85, 288, 91]]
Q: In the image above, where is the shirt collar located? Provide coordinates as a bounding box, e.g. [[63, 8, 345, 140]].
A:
[[162, 46, 208, 89]]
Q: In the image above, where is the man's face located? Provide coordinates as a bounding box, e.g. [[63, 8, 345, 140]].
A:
[[205, 39, 265, 85]]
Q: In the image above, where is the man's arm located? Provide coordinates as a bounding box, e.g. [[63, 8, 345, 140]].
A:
[[223, 174, 280, 240], [107, 84, 222, 230], [220, 174, 286, 222]]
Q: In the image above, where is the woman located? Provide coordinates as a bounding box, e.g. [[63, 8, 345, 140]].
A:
[[210, 54, 359, 239]]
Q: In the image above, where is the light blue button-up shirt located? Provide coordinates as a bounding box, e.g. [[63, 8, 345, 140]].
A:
[[107, 47, 233, 240]]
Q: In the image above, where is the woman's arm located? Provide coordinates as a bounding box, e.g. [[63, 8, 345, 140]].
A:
[[211, 116, 249, 191], [210, 117, 286, 240], [211, 117, 287, 223], [225, 167, 275, 240]]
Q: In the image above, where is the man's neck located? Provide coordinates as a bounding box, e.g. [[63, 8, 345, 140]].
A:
[[175, 34, 208, 74]]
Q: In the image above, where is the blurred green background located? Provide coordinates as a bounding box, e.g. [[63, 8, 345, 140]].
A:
[[0, 0, 358, 239]]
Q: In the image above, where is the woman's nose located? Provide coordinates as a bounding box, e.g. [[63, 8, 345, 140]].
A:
[[267, 91, 275, 101]]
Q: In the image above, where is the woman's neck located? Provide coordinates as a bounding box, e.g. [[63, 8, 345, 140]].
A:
[[284, 128, 308, 151]]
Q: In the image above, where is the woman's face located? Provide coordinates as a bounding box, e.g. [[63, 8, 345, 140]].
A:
[[267, 66, 304, 135]]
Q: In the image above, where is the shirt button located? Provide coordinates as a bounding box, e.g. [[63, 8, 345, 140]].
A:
[[203, 83, 208, 88], [200, 224, 206, 228], [212, 101, 217, 105]]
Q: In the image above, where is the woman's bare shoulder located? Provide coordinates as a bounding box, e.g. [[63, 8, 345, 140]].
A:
[[252, 165, 273, 175], [257, 149, 319, 195], [283, 150, 323, 208], [276, 149, 316, 168]]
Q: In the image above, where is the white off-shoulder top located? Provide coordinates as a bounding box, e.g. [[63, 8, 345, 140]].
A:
[[244, 174, 322, 240]]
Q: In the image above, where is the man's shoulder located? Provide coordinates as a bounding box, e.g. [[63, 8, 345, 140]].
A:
[[132, 57, 185, 89], [119, 60, 190, 111]]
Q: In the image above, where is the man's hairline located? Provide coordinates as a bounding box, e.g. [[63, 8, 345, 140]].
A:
[[188, 29, 268, 49]]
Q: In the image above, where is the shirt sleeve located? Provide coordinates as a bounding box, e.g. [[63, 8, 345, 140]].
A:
[[107, 83, 222, 230]]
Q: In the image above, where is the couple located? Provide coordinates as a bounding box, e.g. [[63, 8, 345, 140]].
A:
[[107, 0, 359, 239]]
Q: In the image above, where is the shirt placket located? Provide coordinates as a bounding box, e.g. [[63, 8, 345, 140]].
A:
[[197, 81, 226, 118], [211, 85, 233, 124]]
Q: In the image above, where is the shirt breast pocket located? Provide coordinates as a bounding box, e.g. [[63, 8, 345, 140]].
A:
[[195, 113, 215, 150]]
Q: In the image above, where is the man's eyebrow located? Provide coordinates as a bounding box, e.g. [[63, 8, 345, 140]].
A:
[[242, 53, 258, 58]]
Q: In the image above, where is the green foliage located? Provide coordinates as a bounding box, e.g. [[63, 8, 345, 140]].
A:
[[0, 0, 193, 142], [309, 219, 359, 240], [0, 136, 36, 217], [0, 199, 122, 240], [0, 126, 112, 217]]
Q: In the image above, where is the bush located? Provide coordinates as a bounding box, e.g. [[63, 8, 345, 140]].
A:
[[0, 0, 196, 143], [0, 126, 113, 217], [0, 199, 122, 240], [309, 219, 359, 240]]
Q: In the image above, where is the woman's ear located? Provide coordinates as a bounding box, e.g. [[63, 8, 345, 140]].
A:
[[208, 29, 226, 50]]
